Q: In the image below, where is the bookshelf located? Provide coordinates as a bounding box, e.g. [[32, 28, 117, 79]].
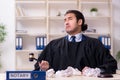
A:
[[15, 0, 113, 70]]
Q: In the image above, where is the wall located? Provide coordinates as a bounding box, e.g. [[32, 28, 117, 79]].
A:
[[0, 0, 15, 72], [0, 0, 120, 72], [113, 0, 120, 69]]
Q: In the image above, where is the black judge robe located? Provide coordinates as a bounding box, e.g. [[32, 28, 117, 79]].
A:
[[34, 35, 117, 74]]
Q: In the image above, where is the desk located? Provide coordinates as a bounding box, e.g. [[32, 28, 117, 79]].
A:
[[47, 74, 120, 80], [0, 73, 5, 80], [1, 73, 120, 80]]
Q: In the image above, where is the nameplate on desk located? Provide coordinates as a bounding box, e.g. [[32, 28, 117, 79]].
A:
[[6, 71, 46, 80]]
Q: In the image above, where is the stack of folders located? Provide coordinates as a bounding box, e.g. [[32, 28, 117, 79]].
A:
[[98, 36, 111, 50], [16, 37, 23, 50], [36, 36, 47, 50]]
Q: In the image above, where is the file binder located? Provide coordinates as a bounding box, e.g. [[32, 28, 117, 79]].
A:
[[16, 37, 23, 50], [98, 36, 111, 50], [36, 36, 47, 50]]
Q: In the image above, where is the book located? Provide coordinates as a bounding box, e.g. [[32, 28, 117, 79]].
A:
[[16, 6, 24, 16]]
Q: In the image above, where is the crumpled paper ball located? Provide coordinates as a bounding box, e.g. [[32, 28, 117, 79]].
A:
[[72, 68, 81, 76], [82, 67, 101, 77], [46, 69, 55, 78], [55, 66, 82, 77], [46, 66, 81, 78], [55, 66, 73, 77]]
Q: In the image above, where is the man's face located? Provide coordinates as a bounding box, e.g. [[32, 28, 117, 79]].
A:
[[64, 13, 82, 35]]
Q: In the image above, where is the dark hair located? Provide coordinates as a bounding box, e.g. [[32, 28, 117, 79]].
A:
[[65, 10, 88, 31]]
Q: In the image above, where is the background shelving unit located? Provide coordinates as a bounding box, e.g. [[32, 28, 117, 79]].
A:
[[15, 0, 113, 70], [80, 0, 113, 54], [15, 0, 47, 70], [47, 0, 78, 41]]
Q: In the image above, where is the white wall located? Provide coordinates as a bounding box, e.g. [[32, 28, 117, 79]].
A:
[[0, 0, 15, 72], [0, 0, 120, 72], [113, 0, 120, 55], [113, 0, 120, 68]]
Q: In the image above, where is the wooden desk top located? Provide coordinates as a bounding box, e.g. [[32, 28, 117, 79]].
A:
[[47, 74, 120, 80], [1, 73, 120, 80]]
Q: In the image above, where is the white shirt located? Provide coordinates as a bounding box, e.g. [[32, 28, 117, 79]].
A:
[[68, 33, 82, 42]]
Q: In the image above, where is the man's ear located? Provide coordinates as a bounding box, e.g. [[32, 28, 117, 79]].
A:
[[78, 19, 82, 25]]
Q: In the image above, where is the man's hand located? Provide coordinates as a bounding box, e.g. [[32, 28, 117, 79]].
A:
[[82, 66, 101, 77], [82, 66, 89, 74], [39, 60, 49, 71]]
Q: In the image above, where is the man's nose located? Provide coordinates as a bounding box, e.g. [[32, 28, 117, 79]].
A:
[[64, 21, 69, 25]]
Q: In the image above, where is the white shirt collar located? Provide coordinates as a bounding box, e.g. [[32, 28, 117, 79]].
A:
[[68, 33, 82, 42]]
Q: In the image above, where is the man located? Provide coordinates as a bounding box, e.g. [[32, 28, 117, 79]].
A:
[[34, 10, 117, 74]]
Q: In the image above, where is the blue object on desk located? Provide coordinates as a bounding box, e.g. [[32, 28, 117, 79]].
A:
[[6, 71, 46, 80]]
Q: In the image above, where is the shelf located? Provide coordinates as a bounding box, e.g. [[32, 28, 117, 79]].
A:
[[83, 32, 110, 38], [16, 0, 46, 17], [49, 16, 64, 20], [48, 0, 78, 2], [16, 49, 40, 70], [81, 0, 111, 3], [16, 0, 45, 4], [48, 0, 77, 4], [16, 62, 36, 70], [15, 0, 113, 70], [16, 50, 42, 53], [81, 2, 110, 4], [16, 67, 35, 70], [49, 33, 110, 40], [85, 16, 111, 18], [49, 34, 67, 40], [16, 16, 46, 21], [48, 0, 77, 17], [49, 33, 67, 37], [83, 32, 110, 36], [16, 1, 46, 9], [16, 32, 46, 37], [85, 16, 111, 20]]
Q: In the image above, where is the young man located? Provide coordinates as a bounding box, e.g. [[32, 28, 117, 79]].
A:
[[34, 10, 117, 74]]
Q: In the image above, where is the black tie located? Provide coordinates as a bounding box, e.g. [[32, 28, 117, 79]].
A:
[[71, 36, 76, 42]]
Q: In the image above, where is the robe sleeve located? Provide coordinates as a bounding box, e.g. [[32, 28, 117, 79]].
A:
[[94, 39, 117, 74], [34, 41, 54, 71]]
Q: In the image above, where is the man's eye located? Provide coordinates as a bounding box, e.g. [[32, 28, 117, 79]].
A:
[[69, 18, 72, 20]]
